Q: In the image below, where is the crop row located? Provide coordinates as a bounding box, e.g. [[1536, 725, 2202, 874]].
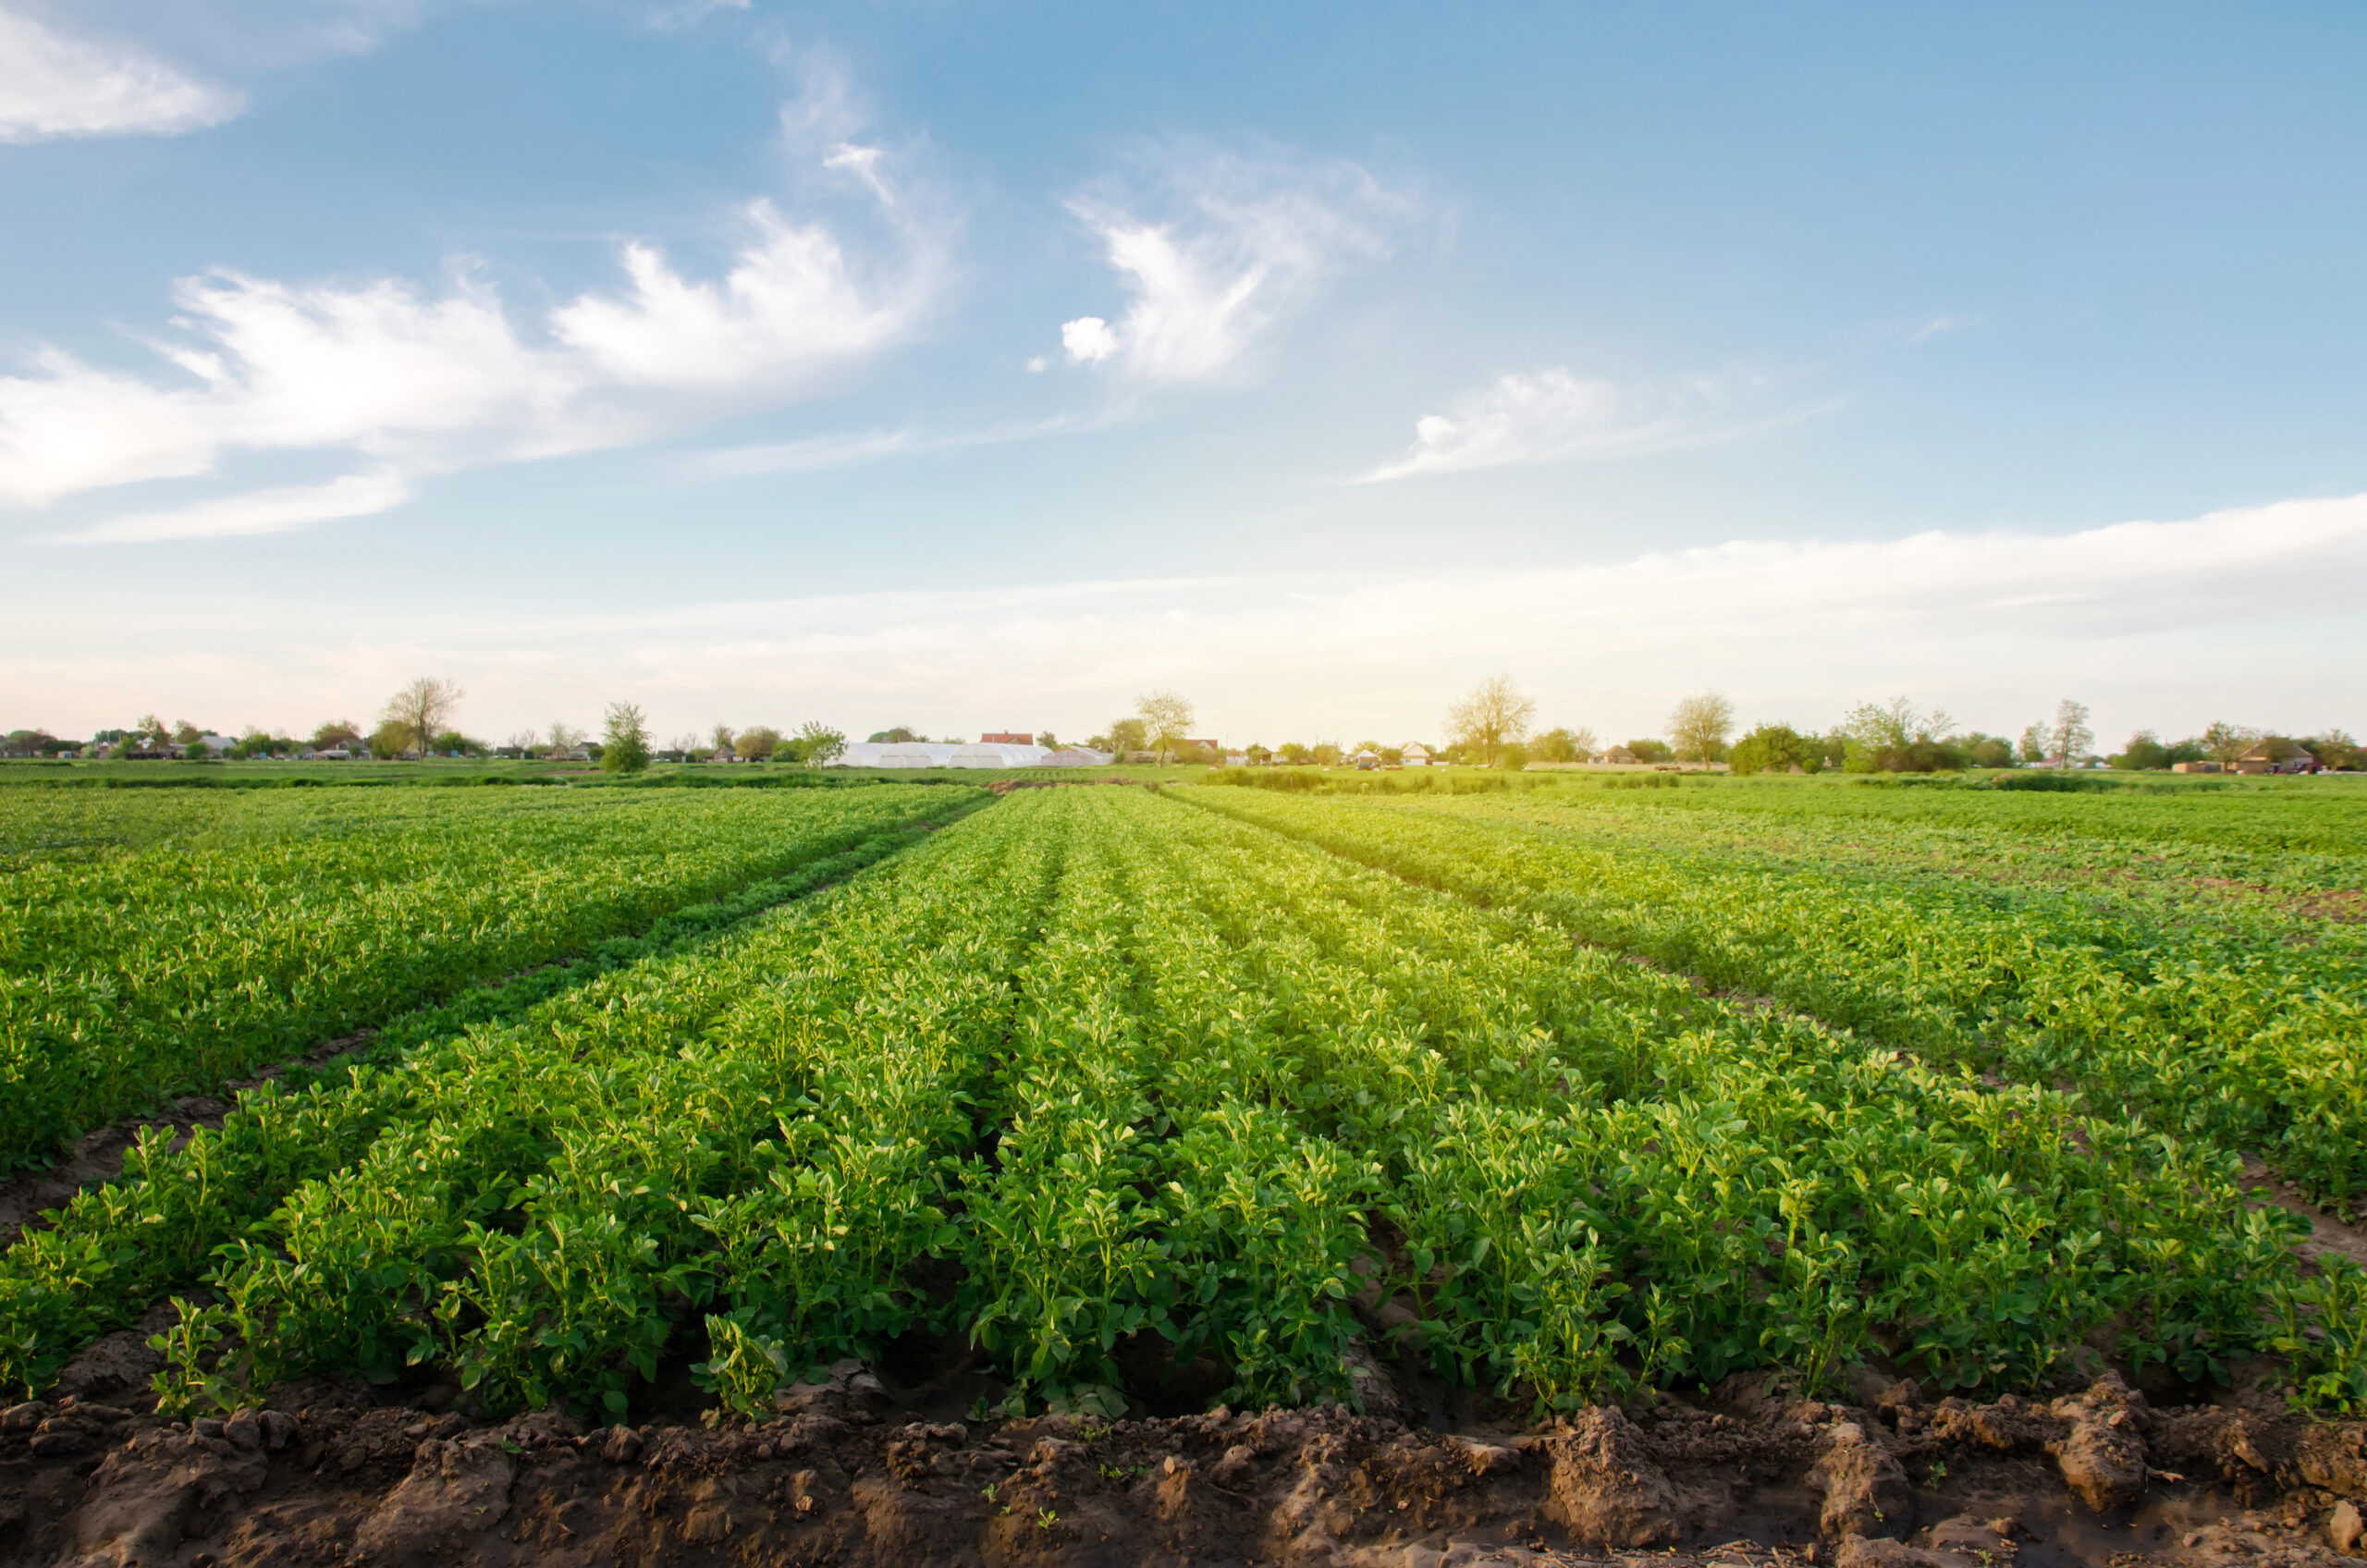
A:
[[0, 783, 975, 1170], [9, 787, 2356, 1419], [1187, 788, 2367, 1207]]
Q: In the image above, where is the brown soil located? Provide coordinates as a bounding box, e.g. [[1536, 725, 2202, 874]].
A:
[[5, 1356, 2362, 1568], [0, 1031, 379, 1252]]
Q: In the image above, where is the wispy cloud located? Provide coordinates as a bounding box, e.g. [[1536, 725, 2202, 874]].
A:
[[0, 7, 246, 142], [41, 469, 411, 544], [689, 408, 1123, 478], [1054, 144, 1404, 384], [1363, 366, 1827, 483], [0, 70, 947, 539], [1907, 312, 1981, 345], [645, 0, 751, 32]]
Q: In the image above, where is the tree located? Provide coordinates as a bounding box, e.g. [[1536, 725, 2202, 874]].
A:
[[1624, 738, 1674, 765], [1036, 730, 1057, 749], [2048, 699, 2094, 770], [795, 721, 846, 767], [2017, 725, 2048, 766], [1106, 717, 1148, 758], [1136, 690, 1196, 764], [1842, 696, 1957, 773], [1531, 726, 1598, 764], [2306, 729, 2361, 771], [868, 727, 920, 744], [1444, 674, 1538, 766], [711, 724, 739, 758], [312, 719, 362, 750], [380, 678, 462, 761], [1728, 722, 1815, 776], [1665, 692, 1735, 764], [2112, 730, 2169, 771], [369, 719, 410, 760], [546, 722, 586, 759], [1962, 733, 2016, 769], [600, 703, 653, 775], [1277, 741, 1311, 765], [2200, 720, 2258, 767], [736, 726, 782, 762]]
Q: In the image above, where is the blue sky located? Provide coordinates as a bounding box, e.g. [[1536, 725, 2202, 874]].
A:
[[4, 0, 2363, 749]]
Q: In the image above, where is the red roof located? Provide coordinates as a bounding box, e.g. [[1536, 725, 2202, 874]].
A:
[[979, 731, 1035, 745]]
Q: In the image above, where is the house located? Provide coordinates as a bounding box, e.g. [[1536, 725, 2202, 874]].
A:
[[2235, 741, 2313, 776], [1402, 743, 1432, 767], [979, 731, 1036, 745], [1601, 744, 1640, 766], [2172, 760, 2221, 775]]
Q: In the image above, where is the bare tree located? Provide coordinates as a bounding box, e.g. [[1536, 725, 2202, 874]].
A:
[[546, 721, 586, 758], [1445, 674, 1538, 766], [380, 678, 462, 759], [710, 723, 738, 757], [1667, 692, 1737, 764], [1136, 690, 1196, 765], [2048, 699, 2094, 769]]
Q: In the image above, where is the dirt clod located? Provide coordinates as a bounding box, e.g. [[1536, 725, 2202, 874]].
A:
[[1539, 1405, 1681, 1547]]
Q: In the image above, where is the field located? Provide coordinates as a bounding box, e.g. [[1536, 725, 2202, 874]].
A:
[[0, 772, 2362, 1566]]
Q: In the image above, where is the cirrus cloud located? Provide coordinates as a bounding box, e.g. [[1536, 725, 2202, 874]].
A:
[[1054, 144, 1404, 384], [1365, 365, 1836, 482], [0, 7, 246, 142]]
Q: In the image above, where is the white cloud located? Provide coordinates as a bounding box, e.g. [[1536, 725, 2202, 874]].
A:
[[13, 493, 2361, 748], [1365, 368, 1685, 482], [1365, 366, 1833, 482], [552, 196, 924, 390], [1060, 316, 1117, 364], [0, 123, 942, 533], [42, 468, 411, 544], [1054, 147, 1401, 384], [0, 7, 246, 142]]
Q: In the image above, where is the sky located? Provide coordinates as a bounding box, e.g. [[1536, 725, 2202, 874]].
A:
[[3, 0, 2363, 751]]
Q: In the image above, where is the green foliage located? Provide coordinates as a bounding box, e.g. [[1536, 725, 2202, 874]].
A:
[[599, 704, 651, 775], [1729, 723, 1816, 776], [0, 784, 973, 1171], [8, 779, 2358, 1423]]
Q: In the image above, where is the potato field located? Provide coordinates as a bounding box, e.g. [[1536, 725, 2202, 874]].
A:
[[4, 776, 2360, 1415], [1, 773, 2363, 1566]]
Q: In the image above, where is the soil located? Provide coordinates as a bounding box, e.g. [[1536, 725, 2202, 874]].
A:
[[5, 1351, 2362, 1568]]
